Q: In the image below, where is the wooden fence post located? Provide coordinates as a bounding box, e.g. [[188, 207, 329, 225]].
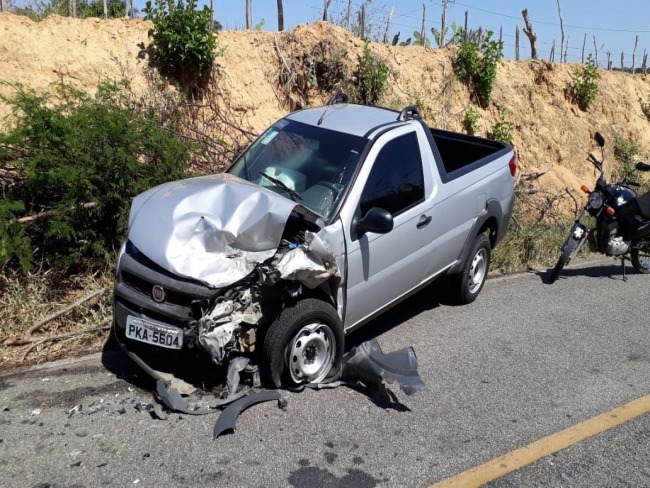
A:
[[642, 50, 648, 74], [359, 3, 366, 38], [556, 0, 565, 62], [606, 51, 612, 70], [246, 0, 252, 29], [549, 40, 555, 62], [420, 3, 427, 47], [0, 0, 4, 12], [581, 33, 586, 63], [621, 51, 624, 71], [515, 25, 520, 61], [322, 0, 332, 22], [563, 35, 569, 63], [277, 0, 284, 31], [383, 6, 393, 44], [632, 35, 638, 74]]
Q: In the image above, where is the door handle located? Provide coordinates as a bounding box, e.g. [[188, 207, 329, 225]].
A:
[[416, 215, 432, 229]]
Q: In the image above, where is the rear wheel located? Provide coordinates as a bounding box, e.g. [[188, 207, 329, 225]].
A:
[[549, 238, 580, 283], [631, 245, 650, 274], [453, 233, 491, 304], [263, 298, 344, 388]]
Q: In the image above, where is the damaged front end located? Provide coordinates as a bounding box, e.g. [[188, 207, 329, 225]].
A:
[[112, 174, 342, 390]]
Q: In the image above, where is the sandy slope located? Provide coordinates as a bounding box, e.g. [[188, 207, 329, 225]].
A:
[[2, 13, 650, 191]]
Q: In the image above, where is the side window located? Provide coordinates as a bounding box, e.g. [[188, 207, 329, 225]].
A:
[[359, 132, 425, 216]]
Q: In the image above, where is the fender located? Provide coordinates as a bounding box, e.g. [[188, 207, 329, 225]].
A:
[[449, 198, 508, 274]]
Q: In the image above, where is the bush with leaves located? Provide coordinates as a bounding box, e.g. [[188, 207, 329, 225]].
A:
[[463, 103, 480, 135], [144, 0, 217, 86], [570, 55, 598, 110], [454, 31, 503, 107], [488, 108, 514, 144], [0, 80, 192, 272], [611, 133, 642, 182], [354, 40, 389, 105]]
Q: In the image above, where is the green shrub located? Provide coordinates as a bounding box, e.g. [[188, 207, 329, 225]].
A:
[[454, 31, 503, 107], [463, 103, 480, 135], [570, 55, 598, 110], [143, 0, 217, 84], [354, 40, 389, 105], [488, 108, 513, 144], [0, 80, 192, 272], [611, 133, 641, 182]]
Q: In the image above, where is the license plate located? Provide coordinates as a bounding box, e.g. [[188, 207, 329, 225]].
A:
[[126, 316, 183, 350]]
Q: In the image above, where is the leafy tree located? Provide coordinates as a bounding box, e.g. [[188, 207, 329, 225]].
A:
[[0, 80, 192, 272]]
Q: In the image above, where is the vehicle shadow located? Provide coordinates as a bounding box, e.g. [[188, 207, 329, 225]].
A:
[[100, 341, 156, 393], [538, 261, 629, 284]]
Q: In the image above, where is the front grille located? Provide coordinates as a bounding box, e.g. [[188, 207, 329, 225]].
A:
[[121, 270, 196, 309], [115, 240, 220, 325]]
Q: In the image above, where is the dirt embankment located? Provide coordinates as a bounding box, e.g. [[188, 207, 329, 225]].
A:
[[2, 13, 650, 191]]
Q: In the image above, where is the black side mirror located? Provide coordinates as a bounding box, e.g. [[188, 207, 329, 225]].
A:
[[636, 161, 650, 172], [594, 132, 605, 148], [357, 207, 393, 236]]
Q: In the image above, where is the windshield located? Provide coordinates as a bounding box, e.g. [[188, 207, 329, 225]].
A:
[[228, 119, 367, 219]]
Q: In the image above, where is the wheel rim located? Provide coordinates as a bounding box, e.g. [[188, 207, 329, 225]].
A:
[[468, 248, 488, 294], [286, 322, 335, 384]]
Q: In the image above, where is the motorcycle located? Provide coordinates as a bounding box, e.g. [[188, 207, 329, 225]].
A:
[[549, 132, 650, 283]]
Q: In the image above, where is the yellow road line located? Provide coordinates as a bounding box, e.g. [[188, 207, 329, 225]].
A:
[[431, 394, 650, 488]]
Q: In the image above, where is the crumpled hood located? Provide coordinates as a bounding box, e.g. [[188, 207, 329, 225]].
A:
[[128, 173, 298, 288]]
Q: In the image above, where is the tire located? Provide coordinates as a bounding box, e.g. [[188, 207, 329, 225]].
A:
[[631, 245, 650, 274], [548, 237, 580, 284], [453, 233, 491, 305], [263, 298, 344, 389]]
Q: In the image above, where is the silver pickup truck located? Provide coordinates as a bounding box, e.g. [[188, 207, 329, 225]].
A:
[[112, 97, 516, 388]]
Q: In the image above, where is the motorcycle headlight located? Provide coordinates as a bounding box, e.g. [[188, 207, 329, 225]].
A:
[[588, 191, 604, 209]]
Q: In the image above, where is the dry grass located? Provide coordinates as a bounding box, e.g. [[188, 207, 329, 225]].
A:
[[0, 270, 113, 369]]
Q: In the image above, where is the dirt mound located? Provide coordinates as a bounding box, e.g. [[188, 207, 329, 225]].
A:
[[2, 13, 650, 192]]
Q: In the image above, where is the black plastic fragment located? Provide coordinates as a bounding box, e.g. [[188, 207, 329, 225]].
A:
[[339, 338, 425, 398], [155, 380, 213, 416], [213, 390, 287, 439]]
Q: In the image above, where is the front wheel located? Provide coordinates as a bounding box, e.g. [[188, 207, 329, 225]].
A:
[[262, 298, 344, 388], [453, 233, 491, 304], [631, 245, 650, 274], [548, 237, 580, 283]]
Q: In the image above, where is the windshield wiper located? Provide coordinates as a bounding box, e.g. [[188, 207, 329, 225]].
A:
[[259, 171, 303, 201]]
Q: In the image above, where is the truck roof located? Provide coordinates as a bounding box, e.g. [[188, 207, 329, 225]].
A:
[[285, 103, 403, 138]]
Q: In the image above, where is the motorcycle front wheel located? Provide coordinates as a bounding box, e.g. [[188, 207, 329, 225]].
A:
[[549, 237, 580, 283], [631, 245, 650, 274]]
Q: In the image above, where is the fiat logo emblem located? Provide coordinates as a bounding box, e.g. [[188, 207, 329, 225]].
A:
[[152, 285, 166, 303]]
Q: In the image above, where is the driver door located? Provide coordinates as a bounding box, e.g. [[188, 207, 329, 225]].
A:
[[343, 129, 436, 328]]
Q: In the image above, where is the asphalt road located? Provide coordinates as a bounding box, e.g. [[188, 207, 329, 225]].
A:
[[1, 258, 649, 487]]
